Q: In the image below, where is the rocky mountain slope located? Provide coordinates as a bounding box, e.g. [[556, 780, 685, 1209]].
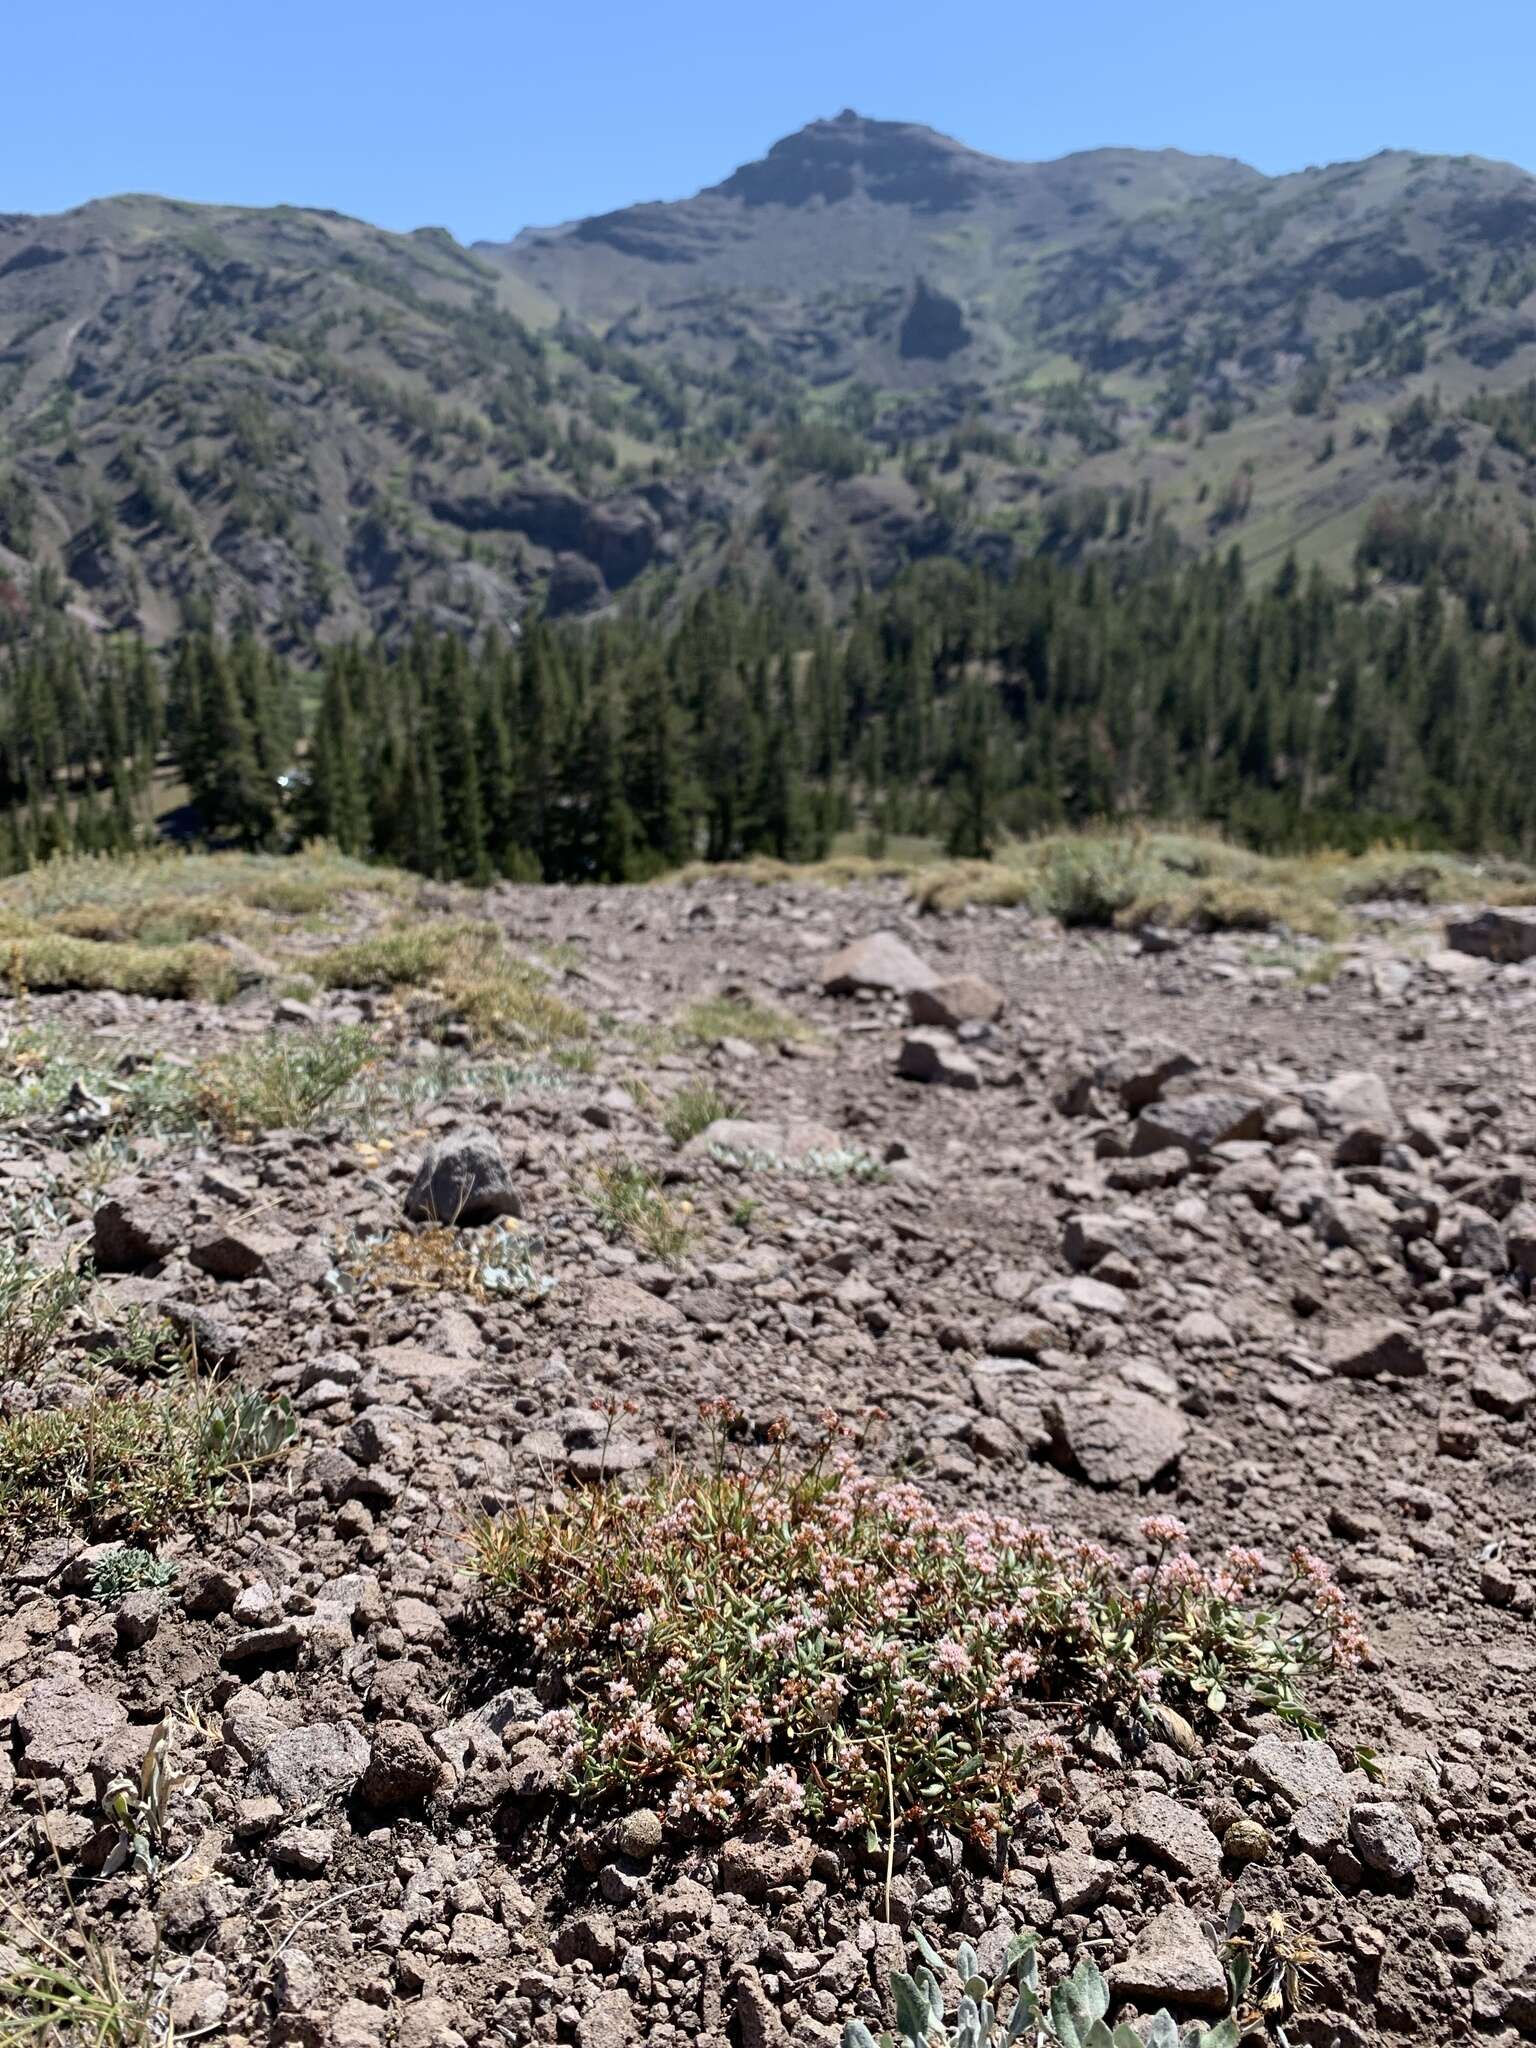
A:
[[3, 861, 1536, 2043], [4, 116, 1536, 644]]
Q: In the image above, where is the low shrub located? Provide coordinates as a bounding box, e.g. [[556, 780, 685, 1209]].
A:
[[195, 1024, 376, 1133], [709, 1141, 889, 1183], [843, 1928, 1241, 2048], [88, 1547, 178, 1601], [343, 1222, 555, 1302], [472, 1421, 1361, 1837]]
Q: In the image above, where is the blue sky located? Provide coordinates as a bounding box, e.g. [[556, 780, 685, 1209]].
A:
[[5, 0, 1535, 243]]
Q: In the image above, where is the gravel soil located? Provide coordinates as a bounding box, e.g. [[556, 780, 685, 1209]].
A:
[[2, 876, 1534, 2047]]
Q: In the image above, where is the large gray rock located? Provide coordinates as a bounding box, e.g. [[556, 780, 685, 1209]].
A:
[[1043, 1384, 1187, 1490], [251, 1720, 371, 1809], [1351, 1801, 1423, 1882], [189, 1224, 296, 1281], [820, 930, 935, 997], [1062, 1212, 1134, 1273], [1246, 1735, 1348, 1809], [1057, 1038, 1199, 1116], [1111, 1902, 1227, 2013], [1130, 1091, 1265, 1157], [687, 1117, 844, 1163], [1471, 1360, 1535, 1419], [897, 1030, 980, 1089], [405, 1127, 523, 1226], [1508, 1202, 1536, 1280], [1445, 907, 1536, 963], [1309, 1069, 1396, 1132], [906, 974, 1005, 1028], [15, 1677, 129, 1779], [1322, 1318, 1426, 1380], [92, 1189, 181, 1271], [1048, 1850, 1114, 1915], [361, 1719, 445, 1807], [1308, 1068, 1398, 1162], [1100, 1038, 1199, 1110], [1127, 1791, 1223, 1881]]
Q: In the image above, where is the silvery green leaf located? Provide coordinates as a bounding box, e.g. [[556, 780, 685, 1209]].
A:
[[954, 1995, 983, 2048], [1143, 2014, 1180, 2048], [1004, 1987, 1039, 2044], [916, 1967, 944, 2026], [956, 1944, 981, 1989], [1195, 2023, 1240, 2048], [911, 1928, 946, 1974], [1051, 1956, 1110, 2048], [889, 1973, 931, 2047], [841, 2025, 881, 2048]]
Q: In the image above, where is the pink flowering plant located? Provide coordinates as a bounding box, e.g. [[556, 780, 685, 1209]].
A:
[[471, 1405, 1363, 1837]]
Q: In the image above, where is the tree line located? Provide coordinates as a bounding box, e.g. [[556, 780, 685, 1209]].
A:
[[6, 511, 1536, 878]]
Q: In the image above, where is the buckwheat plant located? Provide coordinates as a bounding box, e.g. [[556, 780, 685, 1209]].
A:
[[472, 1406, 1362, 1837]]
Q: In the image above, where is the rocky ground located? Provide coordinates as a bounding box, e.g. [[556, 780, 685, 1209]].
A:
[[3, 873, 1536, 2048]]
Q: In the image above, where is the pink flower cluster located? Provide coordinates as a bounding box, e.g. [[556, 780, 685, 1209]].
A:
[[477, 1412, 1367, 1835]]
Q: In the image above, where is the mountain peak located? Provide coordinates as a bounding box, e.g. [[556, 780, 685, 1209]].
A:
[[709, 110, 994, 213]]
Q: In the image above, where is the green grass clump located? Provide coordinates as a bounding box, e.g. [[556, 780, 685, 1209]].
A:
[[662, 1082, 735, 1146], [679, 995, 808, 1045], [446, 973, 587, 1048], [313, 920, 588, 1048], [0, 846, 416, 1005], [667, 852, 920, 890], [194, 1024, 376, 1134], [2, 933, 239, 1000], [472, 1427, 1361, 1837], [0, 1380, 296, 1541], [586, 1156, 693, 1264], [0, 845, 403, 924], [671, 827, 1536, 938], [309, 921, 483, 990]]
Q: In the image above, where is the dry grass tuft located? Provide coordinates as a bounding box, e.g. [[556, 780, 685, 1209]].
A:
[[343, 1221, 553, 1302], [669, 828, 1536, 939], [662, 1082, 735, 1147], [0, 1908, 174, 2046]]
